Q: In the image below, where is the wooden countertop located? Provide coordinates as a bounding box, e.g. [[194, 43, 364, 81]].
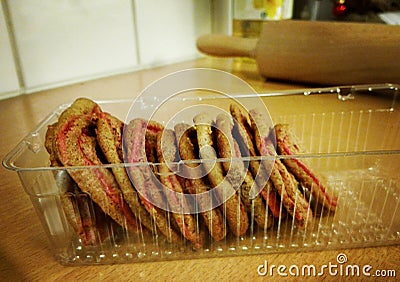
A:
[[0, 58, 398, 281]]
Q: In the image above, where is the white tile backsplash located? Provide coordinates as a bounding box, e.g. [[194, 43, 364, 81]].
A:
[[0, 0, 213, 98], [134, 0, 211, 66], [8, 0, 138, 92], [0, 2, 20, 98]]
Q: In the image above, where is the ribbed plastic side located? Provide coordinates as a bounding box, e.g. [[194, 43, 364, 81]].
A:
[[18, 153, 400, 265]]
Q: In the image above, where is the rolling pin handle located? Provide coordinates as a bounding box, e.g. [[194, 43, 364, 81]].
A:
[[196, 34, 258, 59]]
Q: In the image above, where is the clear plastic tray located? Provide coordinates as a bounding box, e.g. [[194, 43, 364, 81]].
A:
[[3, 84, 400, 265]]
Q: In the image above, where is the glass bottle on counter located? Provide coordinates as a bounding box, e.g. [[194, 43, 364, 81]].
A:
[[232, 0, 294, 38]]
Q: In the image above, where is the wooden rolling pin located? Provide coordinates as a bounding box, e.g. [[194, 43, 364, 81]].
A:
[[197, 20, 400, 85]]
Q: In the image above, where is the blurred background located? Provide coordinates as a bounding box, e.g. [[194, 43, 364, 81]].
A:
[[1, 0, 399, 99]]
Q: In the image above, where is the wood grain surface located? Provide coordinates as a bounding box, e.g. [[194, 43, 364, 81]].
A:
[[0, 57, 398, 281]]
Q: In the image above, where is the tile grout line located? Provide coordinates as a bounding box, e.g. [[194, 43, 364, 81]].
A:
[[1, 0, 25, 95], [130, 0, 142, 66]]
